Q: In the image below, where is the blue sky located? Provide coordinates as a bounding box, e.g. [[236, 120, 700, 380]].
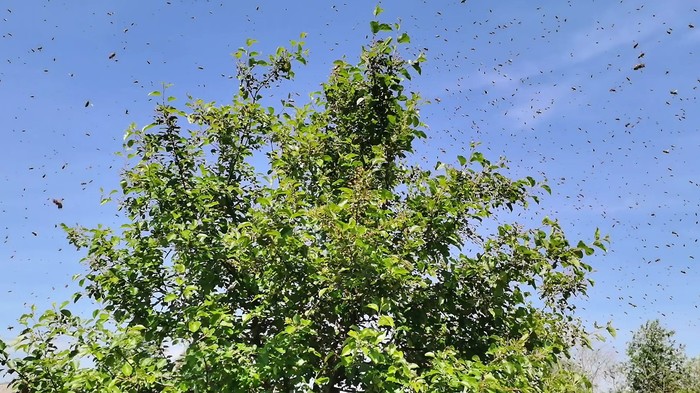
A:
[[1, 0, 699, 365]]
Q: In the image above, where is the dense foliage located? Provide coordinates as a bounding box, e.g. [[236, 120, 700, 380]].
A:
[[0, 11, 606, 392], [610, 319, 700, 393], [625, 319, 686, 393]]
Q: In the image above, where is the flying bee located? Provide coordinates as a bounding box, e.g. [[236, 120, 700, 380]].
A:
[[52, 198, 63, 209]]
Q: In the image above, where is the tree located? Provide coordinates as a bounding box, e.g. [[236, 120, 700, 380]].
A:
[[0, 10, 607, 392], [625, 319, 687, 393], [682, 356, 700, 393]]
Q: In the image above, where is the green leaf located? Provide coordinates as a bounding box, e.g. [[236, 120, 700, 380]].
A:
[[122, 362, 133, 377], [607, 323, 616, 338], [373, 5, 383, 16], [378, 23, 392, 32], [370, 21, 380, 34], [413, 130, 427, 138], [164, 294, 177, 303], [257, 197, 271, 206], [457, 155, 467, 166], [411, 61, 422, 75], [398, 33, 411, 44], [141, 123, 157, 132], [188, 320, 201, 333], [341, 344, 354, 357], [148, 91, 161, 97], [378, 315, 394, 328]]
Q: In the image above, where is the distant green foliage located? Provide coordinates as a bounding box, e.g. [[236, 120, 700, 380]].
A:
[[0, 13, 606, 392], [683, 356, 700, 393], [625, 319, 687, 393]]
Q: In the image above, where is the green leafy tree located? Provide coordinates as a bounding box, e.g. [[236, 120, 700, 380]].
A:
[[625, 319, 687, 393], [682, 356, 700, 393], [0, 10, 607, 392]]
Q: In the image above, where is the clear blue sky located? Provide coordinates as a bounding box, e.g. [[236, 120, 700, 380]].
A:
[[1, 0, 699, 363]]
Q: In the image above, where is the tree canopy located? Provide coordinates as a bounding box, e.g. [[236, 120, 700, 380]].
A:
[[624, 319, 688, 393], [0, 11, 607, 392]]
